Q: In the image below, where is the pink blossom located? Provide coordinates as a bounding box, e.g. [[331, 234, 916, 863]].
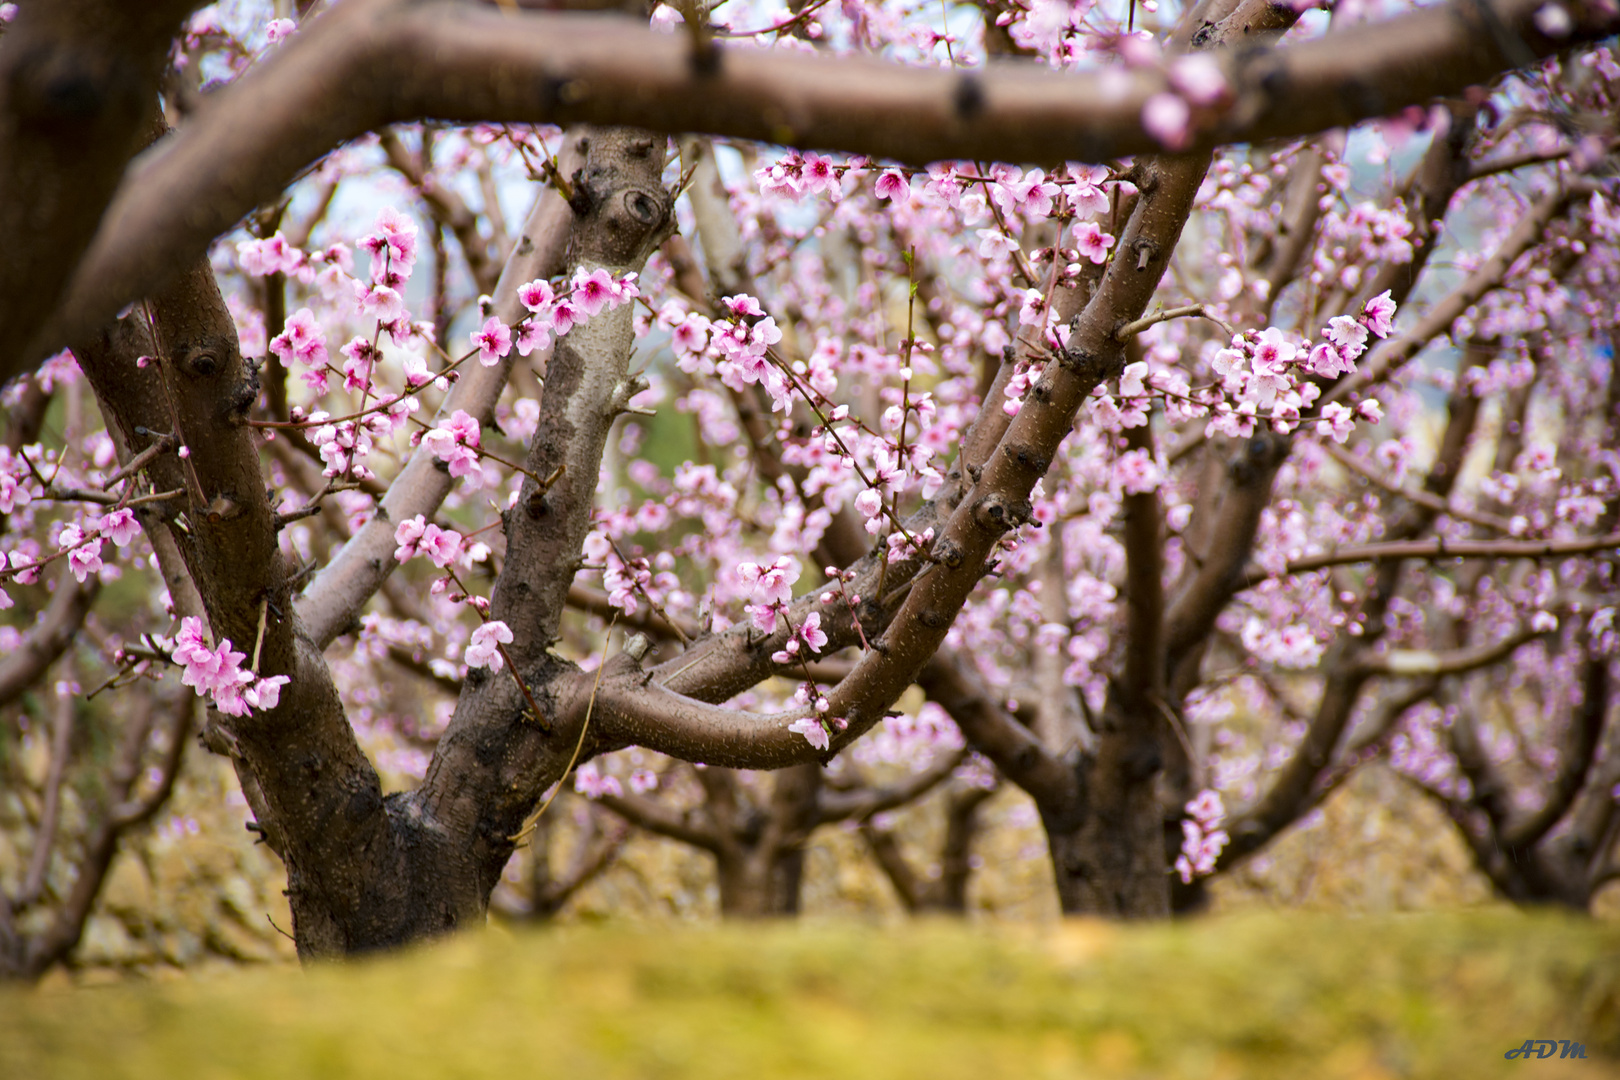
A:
[[1114, 448, 1163, 494], [354, 282, 406, 324], [401, 353, 434, 388], [670, 312, 710, 358], [799, 152, 840, 197], [472, 316, 512, 366], [59, 524, 103, 582], [0, 460, 32, 514], [1067, 165, 1110, 218], [360, 206, 419, 285], [1176, 788, 1229, 883], [1118, 361, 1149, 399], [238, 233, 304, 277], [340, 337, 379, 392], [99, 508, 141, 547], [1361, 290, 1397, 337], [854, 488, 885, 522], [421, 412, 482, 482], [1316, 402, 1355, 443], [573, 762, 623, 799], [789, 716, 830, 751], [1306, 341, 1355, 379], [723, 294, 765, 318], [738, 555, 800, 607], [513, 321, 551, 358], [551, 297, 581, 336], [1019, 288, 1048, 327], [518, 279, 556, 313], [748, 601, 782, 634], [8, 549, 39, 585], [572, 268, 618, 317], [798, 611, 828, 654], [445, 409, 481, 447], [242, 675, 290, 711], [874, 170, 909, 201], [269, 307, 328, 367], [419, 524, 463, 568], [1073, 222, 1116, 264], [172, 616, 252, 702], [1324, 315, 1369, 356], [394, 515, 427, 562], [465, 620, 514, 671], [976, 229, 1019, 260]]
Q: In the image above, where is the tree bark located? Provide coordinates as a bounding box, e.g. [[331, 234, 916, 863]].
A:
[[712, 765, 821, 917]]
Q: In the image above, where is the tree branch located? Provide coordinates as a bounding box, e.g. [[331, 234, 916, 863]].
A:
[[1242, 532, 1620, 585], [918, 649, 1075, 813], [596, 790, 721, 852], [0, 0, 204, 386], [30, 0, 1619, 366], [1323, 441, 1515, 535], [1353, 628, 1544, 677], [816, 747, 968, 825]]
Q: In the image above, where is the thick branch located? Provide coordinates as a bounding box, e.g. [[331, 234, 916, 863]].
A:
[[918, 650, 1075, 814], [0, 0, 203, 387], [75, 255, 395, 960], [1164, 432, 1289, 678], [32, 0, 1619, 364]]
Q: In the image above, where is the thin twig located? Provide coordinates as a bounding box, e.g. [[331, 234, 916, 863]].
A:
[[1114, 303, 1235, 341]]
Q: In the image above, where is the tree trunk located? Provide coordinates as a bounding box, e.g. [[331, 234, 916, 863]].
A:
[[1041, 695, 1170, 917], [713, 764, 820, 917]]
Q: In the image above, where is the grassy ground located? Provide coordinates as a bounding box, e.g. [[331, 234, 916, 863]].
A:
[[4, 909, 1617, 1079]]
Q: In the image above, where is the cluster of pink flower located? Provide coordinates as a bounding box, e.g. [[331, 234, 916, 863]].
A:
[[165, 616, 289, 718], [1176, 789, 1230, 884]]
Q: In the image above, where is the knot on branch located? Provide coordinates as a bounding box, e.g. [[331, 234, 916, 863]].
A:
[[1056, 341, 1114, 382], [972, 493, 1031, 533], [1001, 443, 1051, 477], [565, 129, 676, 267], [205, 494, 242, 523], [1130, 237, 1161, 272], [182, 346, 222, 378]]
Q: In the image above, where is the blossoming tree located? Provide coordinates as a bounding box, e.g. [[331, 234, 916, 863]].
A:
[[2, 0, 1619, 971]]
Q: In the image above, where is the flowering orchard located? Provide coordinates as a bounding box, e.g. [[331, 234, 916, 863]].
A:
[[2, 0, 1619, 970]]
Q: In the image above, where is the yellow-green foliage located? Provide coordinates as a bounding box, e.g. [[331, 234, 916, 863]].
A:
[[4, 911, 1617, 1079]]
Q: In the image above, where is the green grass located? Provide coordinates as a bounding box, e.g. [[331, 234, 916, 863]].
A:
[[4, 910, 1617, 1079]]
